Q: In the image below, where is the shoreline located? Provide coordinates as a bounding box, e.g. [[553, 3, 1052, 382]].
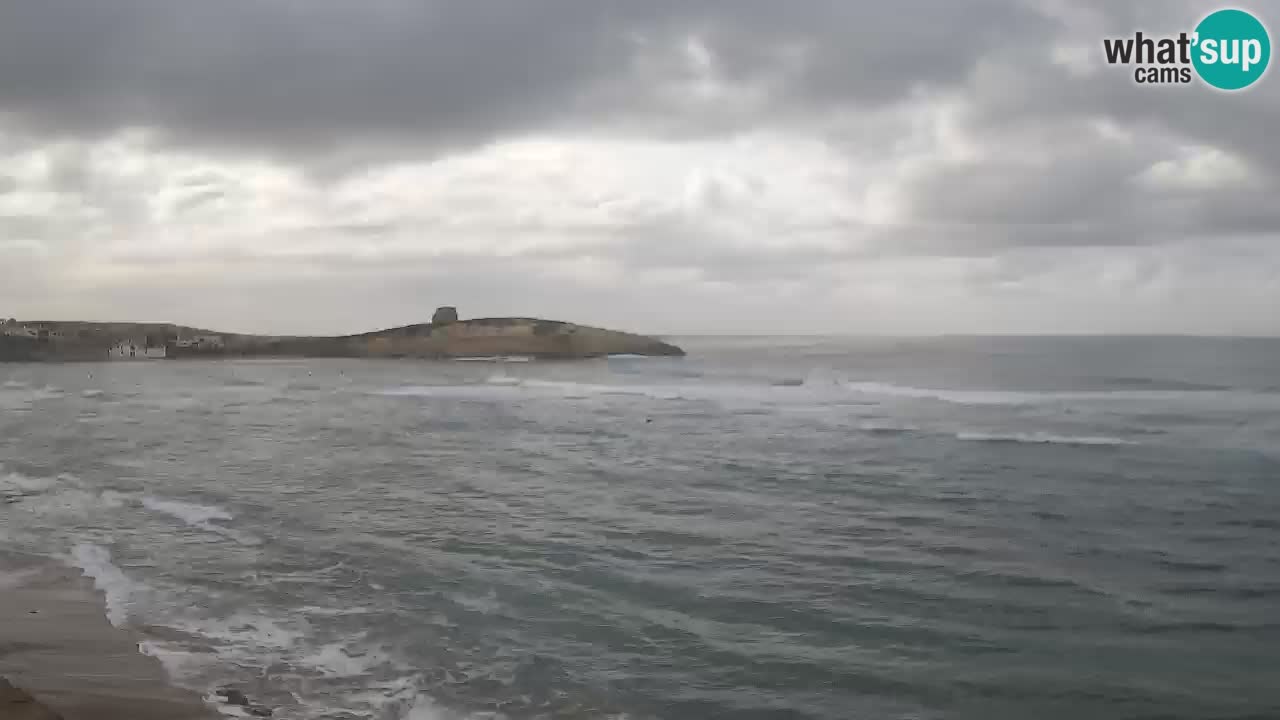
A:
[[0, 551, 217, 720]]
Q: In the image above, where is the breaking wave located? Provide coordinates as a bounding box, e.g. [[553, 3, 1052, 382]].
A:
[[844, 380, 1280, 408], [142, 497, 260, 545], [67, 543, 139, 626], [956, 431, 1138, 447]]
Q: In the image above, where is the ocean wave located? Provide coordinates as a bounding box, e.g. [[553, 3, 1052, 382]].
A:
[[33, 385, 65, 399], [1, 472, 129, 516], [449, 589, 504, 615], [531, 378, 692, 401], [845, 381, 1049, 405], [298, 605, 375, 617], [844, 380, 1280, 408], [455, 355, 533, 362], [1, 379, 27, 390], [301, 640, 398, 678], [484, 374, 522, 386], [137, 607, 435, 720], [142, 496, 260, 545], [1094, 376, 1231, 391], [378, 378, 690, 401], [955, 431, 1138, 447], [374, 384, 504, 398], [143, 496, 233, 526], [67, 543, 138, 626], [21, 488, 130, 517], [858, 422, 920, 435], [1, 470, 59, 497]]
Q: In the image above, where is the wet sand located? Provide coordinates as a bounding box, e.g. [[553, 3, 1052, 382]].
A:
[[0, 552, 215, 720]]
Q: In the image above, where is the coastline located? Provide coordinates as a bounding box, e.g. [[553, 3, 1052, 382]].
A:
[[0, 551, 216, 720], [1, 313, 686, 363]]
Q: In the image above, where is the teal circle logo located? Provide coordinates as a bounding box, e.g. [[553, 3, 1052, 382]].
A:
[[1192, 9, 1271, 90]]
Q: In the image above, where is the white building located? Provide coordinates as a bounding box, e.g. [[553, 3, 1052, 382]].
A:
[[2, 326, 36, 338]]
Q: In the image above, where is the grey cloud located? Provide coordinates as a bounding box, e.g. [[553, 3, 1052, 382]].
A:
[[0, 0, 1052, 161], [3, 0, 1280, 334], [867, 0, 1280, 257]]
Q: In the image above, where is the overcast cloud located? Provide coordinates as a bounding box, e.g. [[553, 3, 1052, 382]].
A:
[[1, 0, 1277, 335]]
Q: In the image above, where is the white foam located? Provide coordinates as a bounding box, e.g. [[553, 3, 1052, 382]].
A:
[[67, 543, 136, 626], [300, 641, 395, 677], [484, 374, 522, 386], [377, 379, 688, 401], [858, 422, 920, 434], [375, 385, 503, 398], [149, 610, 438, 719], [519, 378, 686, 400], [956, 431, 1137, 447], [0, 471, 58, 495], [404, 693, 450, 720], [845, 382, 1043, 405], [25, 488, 129, 516], [451, 589, 502, 615], [138, 641, 212, 685], [34, 385, 64, 398], [1, 380, 27, 390], [845, 380, 1280, 409], [81, 389, 105, 398], [143, 496, 233, 526], [342, 679, 447, 720], [156, 610, 308, 671], [1, 472, 129, 517], [142, 496, 260, 545], [298, 605, 374, 617]]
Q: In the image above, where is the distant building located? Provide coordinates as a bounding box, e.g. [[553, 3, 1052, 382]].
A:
[[2, 325, 36, 338], [192, 334, 225, 349], [110, 338, 166, 360]]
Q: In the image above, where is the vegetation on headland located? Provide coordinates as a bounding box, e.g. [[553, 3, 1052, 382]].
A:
[[0, 308, 684, 362]]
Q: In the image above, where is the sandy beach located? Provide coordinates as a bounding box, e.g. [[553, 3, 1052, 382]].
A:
[[0, 551, 216, 720]]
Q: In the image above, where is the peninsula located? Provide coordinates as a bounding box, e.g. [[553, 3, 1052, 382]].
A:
[[0, 307, 685, 362]]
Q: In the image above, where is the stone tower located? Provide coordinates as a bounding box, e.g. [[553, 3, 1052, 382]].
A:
[[432, 306, 459, 325]]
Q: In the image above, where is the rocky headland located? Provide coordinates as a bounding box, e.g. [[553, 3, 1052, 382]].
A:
[[0, 307, 684, 362]]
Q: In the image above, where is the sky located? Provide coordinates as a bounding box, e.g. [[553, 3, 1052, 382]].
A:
[[1, 0, 1278, 336]]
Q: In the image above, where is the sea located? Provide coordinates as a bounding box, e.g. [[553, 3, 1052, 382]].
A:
[[2, 335, 1278, 720]]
